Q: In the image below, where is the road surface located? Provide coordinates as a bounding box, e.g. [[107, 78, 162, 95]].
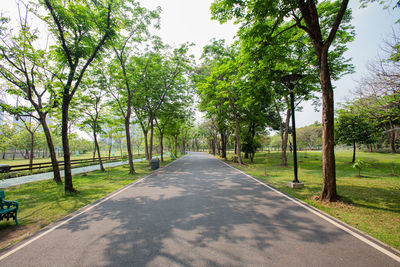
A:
[[0, 152, 399, 266]]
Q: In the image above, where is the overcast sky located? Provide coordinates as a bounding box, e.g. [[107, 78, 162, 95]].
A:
[[1, 0, 399, 128]]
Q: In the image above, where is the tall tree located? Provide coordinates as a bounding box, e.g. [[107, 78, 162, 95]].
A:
[[211, 0, 354, 201], [37, 0, 126, 192], [0, 3, 62, 183], [133, 42, 192, 161], [110, 4, 159, 172], [335, 106, 376, 163], [77, 69, 108, 171]]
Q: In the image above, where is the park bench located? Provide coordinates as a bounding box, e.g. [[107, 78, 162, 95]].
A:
[[0, 191, 19, 225]]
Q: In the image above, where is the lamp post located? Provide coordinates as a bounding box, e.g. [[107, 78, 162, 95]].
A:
[[281, 74, 304, 188]]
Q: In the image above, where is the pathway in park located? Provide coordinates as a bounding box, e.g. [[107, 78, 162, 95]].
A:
[[0, 152, 399, 266], [0, 155, 167, 188]]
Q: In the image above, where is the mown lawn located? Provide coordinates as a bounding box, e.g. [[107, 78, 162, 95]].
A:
[[223, 150, 400, 250], [0, 158, 173, 250]]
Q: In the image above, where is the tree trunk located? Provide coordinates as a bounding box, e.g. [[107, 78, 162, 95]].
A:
[[160, 132, 164, 162], [29, 132, 34, 171], [62, 99, 75, 193], [274, 99, 289, 166], [319, 50, 337, 202], [93, 142, 96, 161], [174, 135, 178, 157], [143, 129, 149, 160], [94, 129, 105, 172], [211, 138, 216, 155], [40, 117, 62, 183], [297, 0, 349, 202], [229, 97, 243, 165], [124, 115, 135, 174], [181, 128, 185, 156], [149, 117, 154, 160], [352, 141, 356, 164], [108, 136, 112, 160], [220, 132, 227, 160], [389, 121, 397, 153]]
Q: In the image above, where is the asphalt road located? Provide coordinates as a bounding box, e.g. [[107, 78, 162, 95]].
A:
[[0, 152, 399, 266]]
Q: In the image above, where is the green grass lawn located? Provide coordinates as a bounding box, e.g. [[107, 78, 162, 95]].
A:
[[222, 150, 400, 250], [0, 157, 174, 249]]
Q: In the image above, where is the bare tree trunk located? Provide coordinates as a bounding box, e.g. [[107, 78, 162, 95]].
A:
[[389, 121, 397, 153], [352, 141, 356, 164], [274, 99, 289, 166], [319, 51, 337, 201], [125, 115, 135, 174], [149, 117, 154, 160], [229, 97, 243, 165], [160, 132, 164, 162], [143, 129, 149, 160], [297, 0, 349, 202], [108, 136, 112, 160], [94, 129, 105, 172], [174, 135, 178, 157], [29, 133, 34, 170], [220, 132, 227, 160], [62, 100, 75, 193], [93, 142, 96, 161], [212, 138, 216, 155], [181, 128, 185, 156], [40, 117, 62, 183]]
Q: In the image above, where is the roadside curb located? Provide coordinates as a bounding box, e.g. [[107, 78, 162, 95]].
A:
[[218, 157, 400, 263]]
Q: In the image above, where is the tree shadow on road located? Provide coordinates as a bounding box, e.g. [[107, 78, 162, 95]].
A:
[[56, 153, 351, 266]]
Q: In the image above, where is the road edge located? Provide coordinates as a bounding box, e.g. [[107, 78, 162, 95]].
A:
[[0, 156, 184, 261], [217, 157, 400, 263]]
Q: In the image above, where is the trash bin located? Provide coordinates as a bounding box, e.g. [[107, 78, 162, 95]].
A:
[[150, 158, 160, 170]]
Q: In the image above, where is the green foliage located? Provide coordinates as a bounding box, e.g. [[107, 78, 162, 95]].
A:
[[296, 122, 323, 150], [241, 132, 261, 162], [0, 124, 16, 154], [352, 159, 368, 177], [335, 106, 376, 146]]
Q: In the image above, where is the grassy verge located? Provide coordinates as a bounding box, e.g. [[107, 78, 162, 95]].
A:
[[0, 157, 174, 250], [221, 150, 400, 250]]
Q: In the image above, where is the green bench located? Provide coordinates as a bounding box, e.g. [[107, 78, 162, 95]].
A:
[[0, 191, 19, 225]]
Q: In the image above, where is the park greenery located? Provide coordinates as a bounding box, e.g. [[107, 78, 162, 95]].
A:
[[0, 0, 195, 193], [0, 0, 397, 196], [0, 0, 398, 252]]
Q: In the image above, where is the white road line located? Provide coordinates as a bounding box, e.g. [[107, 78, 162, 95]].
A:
[[220, 159, 400, 263]]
